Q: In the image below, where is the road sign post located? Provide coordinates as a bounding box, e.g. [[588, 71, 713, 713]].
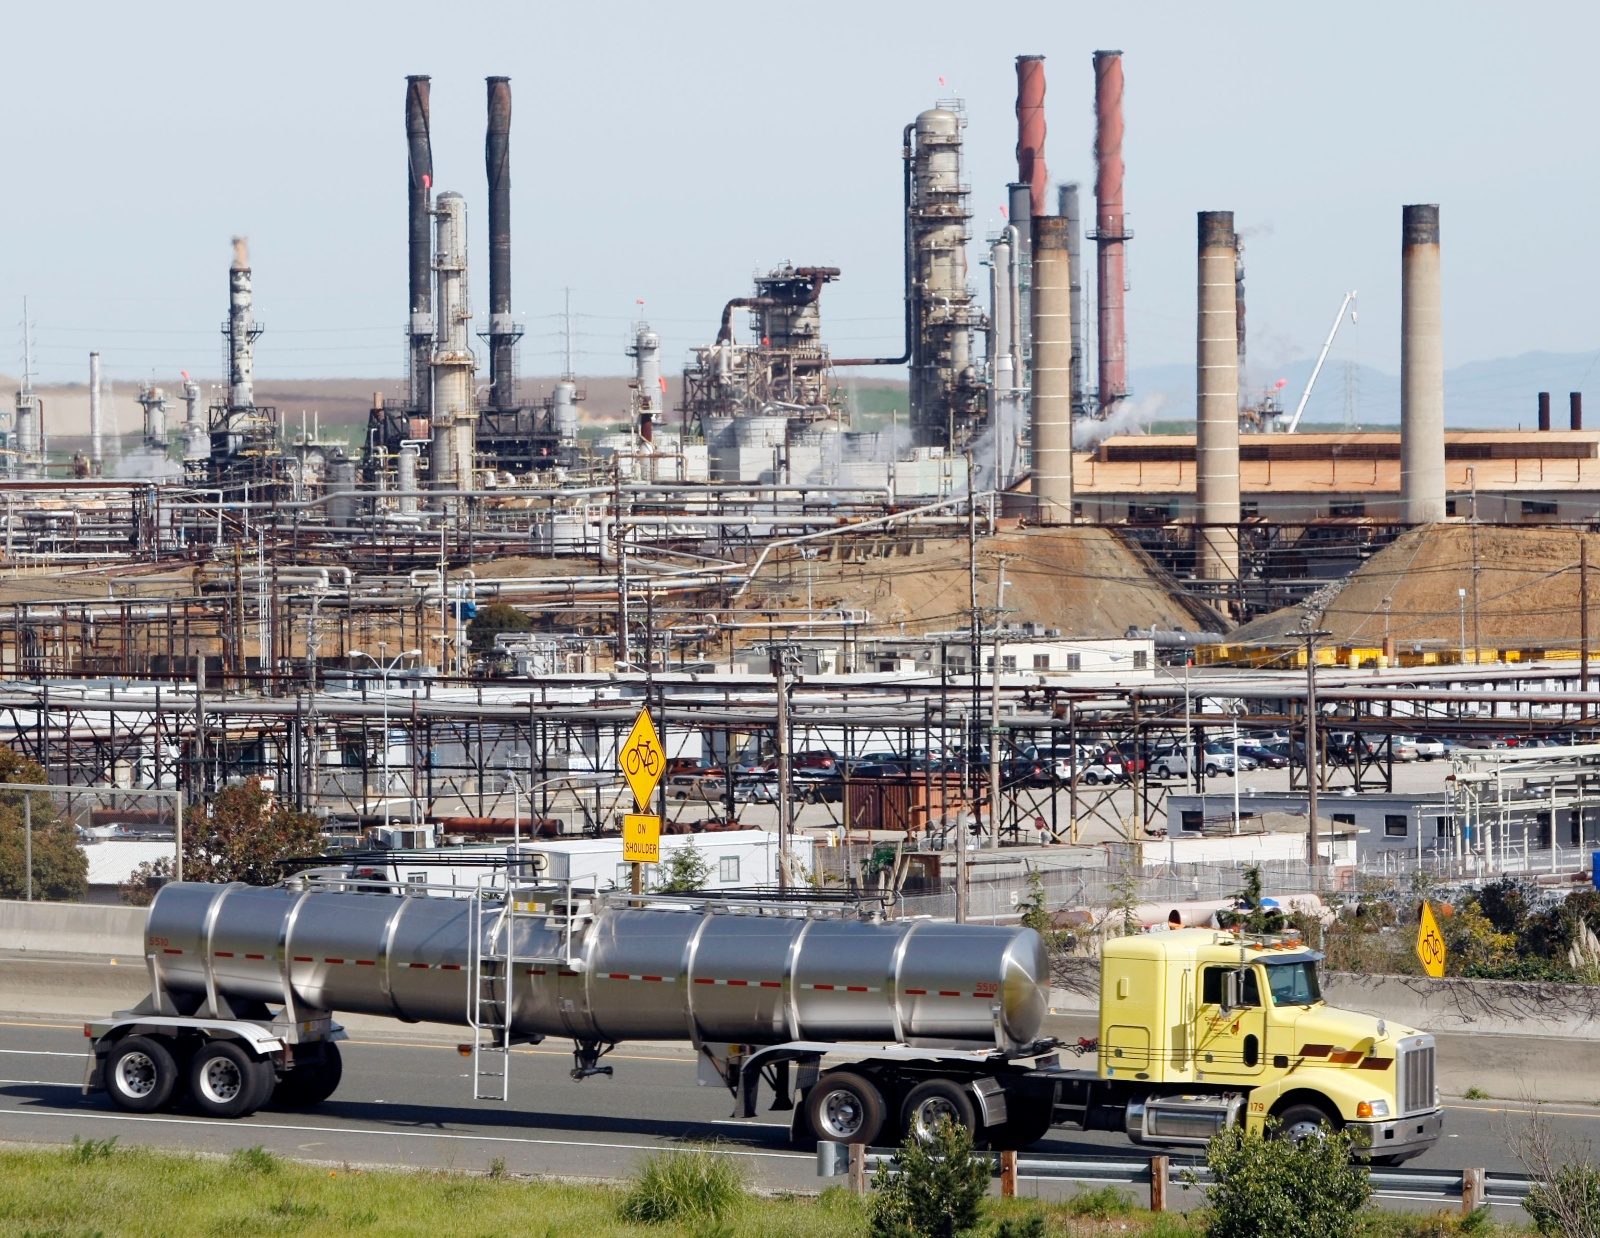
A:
[[1417, 901, 1447, 978]]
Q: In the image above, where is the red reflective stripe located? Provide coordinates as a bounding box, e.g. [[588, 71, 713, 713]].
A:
[[727, 979, 748, 986], [759, 981, 781, 988], [324, 958, 344, 965], [293, 956, 313, 963], [356, 960, 376, 966], [608, 973, 630, 980], [694, 978, 714, 985], [245, 954, 265, 960], [440, 964, 461, 971], [163, 949, 182, 955], [409, 962, 430, 969], [847, 986, 868, 992], [643, 976, 664, 982], [812, 984, 835, 991], [905, 988, 927, 995], [939, 991, 960, 997], [527, 968, 546, 976], [558, 970, 579, 977], [214, 951, 234, 958]]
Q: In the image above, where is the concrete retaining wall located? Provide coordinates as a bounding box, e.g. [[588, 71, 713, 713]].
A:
[[0, 899, 145, 957]]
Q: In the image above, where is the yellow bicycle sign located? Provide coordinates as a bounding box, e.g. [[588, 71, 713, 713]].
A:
[[619, 707, 664, 808], [1416, 901, 1447, 978]]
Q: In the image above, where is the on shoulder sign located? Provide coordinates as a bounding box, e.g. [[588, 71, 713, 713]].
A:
[[623, 814, 660, 864]]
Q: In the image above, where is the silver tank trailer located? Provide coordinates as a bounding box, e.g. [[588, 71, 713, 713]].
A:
[[145, 882, 1047, 1051]]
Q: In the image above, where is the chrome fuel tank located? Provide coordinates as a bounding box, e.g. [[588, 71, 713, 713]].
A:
[[144, 882, 1047, 1050]]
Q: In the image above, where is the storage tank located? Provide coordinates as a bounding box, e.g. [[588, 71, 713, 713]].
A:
[[143, 882, 1047, 1051]]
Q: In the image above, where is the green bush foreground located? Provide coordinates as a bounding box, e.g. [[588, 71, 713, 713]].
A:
[[0, 1139, 1535, 1238]]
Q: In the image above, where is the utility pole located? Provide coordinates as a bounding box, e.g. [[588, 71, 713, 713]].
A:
[[1583, 538, 1590, 718], [989, 557, 1008, 851], [1303, 629, 1331, 890], [615, 462, 628, 669], [772, 643, 795, 892], [966, 451, 980, 848]]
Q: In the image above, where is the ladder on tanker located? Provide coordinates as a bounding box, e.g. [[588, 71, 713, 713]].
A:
[[465, 874, 591, 1102]]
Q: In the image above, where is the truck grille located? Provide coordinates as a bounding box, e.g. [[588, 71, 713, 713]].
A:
[[1400, 1041, 1435, 1114]]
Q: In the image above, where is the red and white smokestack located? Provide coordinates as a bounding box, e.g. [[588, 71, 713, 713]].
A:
[[1015, 55, 1048, 219], [1093, 50, 1129, 414], [1400, 204, 1445, 524]]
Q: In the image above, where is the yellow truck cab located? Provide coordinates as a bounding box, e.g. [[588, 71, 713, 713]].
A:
[[1088, 928, 1442, 1162]]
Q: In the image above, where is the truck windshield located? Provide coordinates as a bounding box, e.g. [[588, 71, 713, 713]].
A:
[[1266, 961, 1321, 1006]]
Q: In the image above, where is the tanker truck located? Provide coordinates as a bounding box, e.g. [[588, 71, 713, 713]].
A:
[[84, 874, 1442, 1160]]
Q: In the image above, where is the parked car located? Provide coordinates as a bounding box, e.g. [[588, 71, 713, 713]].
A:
[[668, 773, 727, 801], [1405, 736, 1445, 760], [1201, 744, 1256, 777], [1237, 743, 1288, 770], [1388, 738, 1419, 762], [793, 771, 843, 803], [1082, 752, 1132, 785], [732, 775, 780, 804], [1148, 746, 1190, 780], [850, 762, 909, 780], [793, 749, 841, 771]]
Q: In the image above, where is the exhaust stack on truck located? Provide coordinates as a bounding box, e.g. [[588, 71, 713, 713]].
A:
[[85, 877, 1441, 1159]]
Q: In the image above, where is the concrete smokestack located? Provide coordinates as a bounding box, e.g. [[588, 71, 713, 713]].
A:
[[228, 237, 255, 410], [1030, 215, 1073, 523], [485, 76, 521, 412], [1400, 204, 1446, 524], [406, 75, 434, 419], [88, 352, 102, 469], [1195, 212, 1240, 583], [1015, 55, 1048, 219], [1573, 391, 1584, 431], [1539, 391, 1551, 432], [1093, 50, 1129, 414], [1058, 183, 1086, 416]]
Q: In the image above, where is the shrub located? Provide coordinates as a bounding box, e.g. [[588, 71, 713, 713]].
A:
[[654, 837, 711, 893], [67, 1136, 118, 1163], [617, 1147, 746, 1225], [992, 1214, 1046, 1238], [868, 1117, 991, 1238], [1200, 1117, 1370, 1238], [1524, 1160, 1600, 1237], [229, 1145, 278, 1174], [1062, 1184, 1134, 1219], [0, 747, 86, 901]]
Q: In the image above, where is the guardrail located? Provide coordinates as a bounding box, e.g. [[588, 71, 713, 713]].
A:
[[818, 1145, 1533, 1214]]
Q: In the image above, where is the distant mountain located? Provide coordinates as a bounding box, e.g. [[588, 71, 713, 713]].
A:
[[1129, 350, 1600, 430]]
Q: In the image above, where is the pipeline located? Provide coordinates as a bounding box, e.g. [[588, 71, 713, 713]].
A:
[[834, 124, 916, 367]]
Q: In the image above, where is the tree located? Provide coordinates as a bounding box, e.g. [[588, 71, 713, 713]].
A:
[[0, 746, 86, 901], [1218, 865, 1286, 935], [121, 778, 321, 904], [467, 601, 534, 654], [1201, 1118, 1371, 1238], [868, 1118, 991, 1238], [654, 837, 710, 893]]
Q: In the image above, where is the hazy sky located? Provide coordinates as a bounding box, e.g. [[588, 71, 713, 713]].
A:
[[3, 1, 1597, 392]]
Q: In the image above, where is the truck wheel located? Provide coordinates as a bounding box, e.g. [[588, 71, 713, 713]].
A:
[[807, 1071, 886, 1146], [272, 1042, 343, 1109], [189, 1041, 273, 1119], [987, 1095, 1054, 1151], [105, 1035, 179, 1113], [1273, 1103, 1340, 1143], [900, 1079, 978, 1144]]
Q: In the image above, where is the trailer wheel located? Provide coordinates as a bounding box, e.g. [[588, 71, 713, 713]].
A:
[[901, 1079, 978, 1144], [272, 1042, 343, 1109], [105, 1036, 179, 1113], [807, 1071, 886, 1145], [188, 1041, 273, 1119]]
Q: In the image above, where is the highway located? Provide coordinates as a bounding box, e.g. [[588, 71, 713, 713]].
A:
[[0, 1010, 1588, 1208]]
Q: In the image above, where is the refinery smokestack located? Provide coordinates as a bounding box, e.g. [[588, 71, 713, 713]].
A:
[[406, 75, 434, 420], [1015, 56, 1048, 219], [229, 237, 255, 409], [1058, 183, 1086, 416], [88, 352, 102, 470], [1574, 392, 1585, 431], [1195, 212, 1240, 584], [1093, 50, 1129, 415], [1400, 204, 1445, 524], [485, 76, 521, 412], [1031, 215, 1073, 523]]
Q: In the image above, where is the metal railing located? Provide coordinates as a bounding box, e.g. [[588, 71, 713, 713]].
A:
[[819, 1144, 1533, 1212]]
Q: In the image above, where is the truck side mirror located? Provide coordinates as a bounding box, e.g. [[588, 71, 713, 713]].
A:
[[1222, 969, 1242, 1013]]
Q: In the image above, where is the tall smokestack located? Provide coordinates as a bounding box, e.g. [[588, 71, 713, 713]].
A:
[[1400, 204, 1445, 524], [1195, 212, 1240, 584], [228, 237, 255, 409], [1574, 391, 1584, 431], [1539, 391, 1551, 432], [485, 75, 521, 411], [1015, 55, 1048, 219], [1093, 50, 1129, 415], [1059, 183, 1086, 416], [406, 75, 434, 419], [1031, 215, 1073, 523], [88, 351, 102, 469]]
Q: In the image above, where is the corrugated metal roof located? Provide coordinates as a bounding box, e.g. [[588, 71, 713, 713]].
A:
[[1074, 450, 1600, 494]]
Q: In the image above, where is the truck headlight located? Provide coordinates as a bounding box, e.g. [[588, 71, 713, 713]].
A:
[[1355, 1100, 1390, 1119]]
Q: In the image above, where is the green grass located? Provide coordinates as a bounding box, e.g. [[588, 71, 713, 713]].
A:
[[1463, 1086, 1491, 1100]]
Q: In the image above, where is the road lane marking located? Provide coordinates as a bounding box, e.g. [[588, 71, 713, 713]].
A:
[[0, 1050, 87, 1058], [0, 1103, 812, 1161]]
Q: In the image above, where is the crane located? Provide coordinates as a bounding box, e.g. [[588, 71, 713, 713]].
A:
[[1284, 291, 1358, 433]]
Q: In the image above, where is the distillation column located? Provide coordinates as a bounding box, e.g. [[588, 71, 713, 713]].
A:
[[1030, 216, 1073, 523], [431, 191, 477, 504], [88, 351, 103, 472]]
